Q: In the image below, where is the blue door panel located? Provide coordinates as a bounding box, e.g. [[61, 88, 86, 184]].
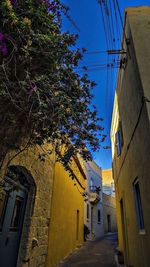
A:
[[0, 186, 27, 267]]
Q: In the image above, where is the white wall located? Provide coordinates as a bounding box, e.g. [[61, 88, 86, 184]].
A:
[[84, 161, 104, 239]]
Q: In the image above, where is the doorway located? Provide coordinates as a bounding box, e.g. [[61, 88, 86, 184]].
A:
[[0, 169, 28, 267]]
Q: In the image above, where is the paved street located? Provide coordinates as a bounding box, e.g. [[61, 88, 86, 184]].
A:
[[56, 233, 118, 267]]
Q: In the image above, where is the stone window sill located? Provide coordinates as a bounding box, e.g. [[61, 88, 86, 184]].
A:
[[139, 229, 146, 235]]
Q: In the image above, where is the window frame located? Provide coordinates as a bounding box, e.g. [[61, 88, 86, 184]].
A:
[[133, 178, 145, 232], [115, 122, 124, 156]]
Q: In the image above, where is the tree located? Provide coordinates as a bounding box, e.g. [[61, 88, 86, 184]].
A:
[[0, 0, 104, 170]]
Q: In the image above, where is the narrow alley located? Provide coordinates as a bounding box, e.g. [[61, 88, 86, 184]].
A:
[[56, 233, 118, 267], [1, 2, 150, 267]]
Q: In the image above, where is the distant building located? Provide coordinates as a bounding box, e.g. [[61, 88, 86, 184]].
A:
[[102, 169, 117, 233], [102, 193, 117, 233], [102, 169, 115, 196], [111, 6, 150, 267], [84, 161, 104, 239]]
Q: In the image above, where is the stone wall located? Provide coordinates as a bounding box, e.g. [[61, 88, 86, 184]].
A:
[[1, 145, 55, 267], [103, 193, 117, 233]]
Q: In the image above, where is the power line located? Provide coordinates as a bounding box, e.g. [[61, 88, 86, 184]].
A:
[[84, 49, 125, 55], [65, 12, 80, 32], [105, 1, 115, 50], [115, 0, 124, 29], [85, 50, 108, 54], [112, 0, 121, 46], [62, 3, 80, 32], [75, 60, 120, 68], [98, 0, 110, 49], [109, 0, 116, 49]]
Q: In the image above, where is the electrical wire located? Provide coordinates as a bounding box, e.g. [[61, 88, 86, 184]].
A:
[[112, 0, 121, 48], [115, 0, 124, 29], [85, 50, 108, 55], [97, 0, 124, 134], [98, 0, 109, 50]]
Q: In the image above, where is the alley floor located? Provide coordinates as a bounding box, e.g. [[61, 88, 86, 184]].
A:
[[56, 233, 118, 267]]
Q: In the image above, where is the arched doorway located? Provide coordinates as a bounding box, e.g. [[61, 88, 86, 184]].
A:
[[0, 166, 30, 267]]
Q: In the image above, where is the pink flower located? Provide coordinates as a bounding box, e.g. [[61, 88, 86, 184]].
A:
[[28, 83, 38, 97], [43, 0, 58, 13], [10, 0, 17, 5], [49, 1, 57, 12], [0, 44, 8, 56], [0, 32, 5, 41]]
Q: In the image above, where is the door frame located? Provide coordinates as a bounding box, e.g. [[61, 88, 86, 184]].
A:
[[0, 165, 36, 267]]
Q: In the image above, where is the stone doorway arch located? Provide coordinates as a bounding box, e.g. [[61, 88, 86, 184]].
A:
[[0, 165, 36, 267]]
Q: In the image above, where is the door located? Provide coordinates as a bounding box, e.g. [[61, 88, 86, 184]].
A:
[[0, 182, 27, 267]]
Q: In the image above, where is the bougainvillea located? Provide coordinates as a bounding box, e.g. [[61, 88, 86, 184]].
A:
[[0, 0, 104, 169]]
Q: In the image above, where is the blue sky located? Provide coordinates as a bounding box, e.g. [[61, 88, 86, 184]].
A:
[[62, 0, 150, 169]]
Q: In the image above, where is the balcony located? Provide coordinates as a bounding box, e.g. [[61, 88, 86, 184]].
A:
[[89, 186, 100, 204]]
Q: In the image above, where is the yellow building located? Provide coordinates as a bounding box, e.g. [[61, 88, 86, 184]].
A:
[[102, 169, 117, 233], [111, 7, 150, 267], [0, 145, 86, 267], [102, 169, 115, 196], [46, 157, 86, 267]]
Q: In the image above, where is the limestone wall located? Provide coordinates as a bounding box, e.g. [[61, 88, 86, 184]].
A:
[[103, 193, 117, 233], [1, 145, 55, 267]]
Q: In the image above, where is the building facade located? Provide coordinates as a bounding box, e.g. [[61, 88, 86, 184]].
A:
[[102, 193, 117, 234], [102, 169, 117, 234], [46, 157, 86, 267], [0, 145, 86, 267], [102, 169, 115, 196], [84, 161, 104, 239], [111, 6, 150, 267], [0, 145, 55, 267]]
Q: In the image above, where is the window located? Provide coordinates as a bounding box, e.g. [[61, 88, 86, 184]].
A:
[[10, 196, 23, 231], [115, 123, 124, 156], [98, 209, 101, 223], [87, 204, 89, 219], [89, 178, 94, 192], [133, 179, 145, 230], [90, 178, 94, 187]]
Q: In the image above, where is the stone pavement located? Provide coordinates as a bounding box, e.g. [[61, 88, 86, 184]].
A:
[[56, 233, 118, 267]]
